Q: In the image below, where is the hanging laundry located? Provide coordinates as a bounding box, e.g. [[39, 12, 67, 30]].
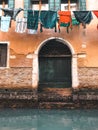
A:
[[40, 11, 57, 32], [71, 12, 80, 26], [73, 11, 93, 28], [93, 11, 98, 18], [1, 16, 11, 32], [28, 29, 37, 34], [0, 16, 1, 28], [27, 10, 39, 34], [72, 17, 80, 26], [58, 11, 72, 33], [60, 22, 70, 33], [13, 8, 24, 20], [93, 11, 98, 29], [15, 18, 27, 33], [0, 8, 23, 20]]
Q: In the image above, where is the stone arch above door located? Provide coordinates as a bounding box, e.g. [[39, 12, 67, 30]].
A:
[[32, 37, 79, 89]]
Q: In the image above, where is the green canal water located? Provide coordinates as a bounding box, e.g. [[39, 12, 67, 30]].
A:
[[0, 109, 98, 130]]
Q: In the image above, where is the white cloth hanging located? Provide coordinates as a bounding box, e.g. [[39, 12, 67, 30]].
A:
[[1, 16, 11, 32], [15, 18, 27, 33], [27, 29, 37, 34]]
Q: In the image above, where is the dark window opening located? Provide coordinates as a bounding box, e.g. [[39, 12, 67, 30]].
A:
[[0, 44, 7, 67], [61, 0, 78, 4], [61, 0, 78, 11], [0, 0, 8, 15], [31, 0, 48, 4], [30, 0, 79, 11], [31, 0, 48, 10], [0, 0, 8, 4]]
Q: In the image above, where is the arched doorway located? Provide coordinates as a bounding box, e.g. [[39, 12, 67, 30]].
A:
[[38, 39, 72, 89], [32, 37, 79, 89]]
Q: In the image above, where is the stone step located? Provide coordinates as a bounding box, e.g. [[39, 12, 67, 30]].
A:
[[38, 93, 72, 102], [38, 88, 72, 102], [38, 102, 74, 109]]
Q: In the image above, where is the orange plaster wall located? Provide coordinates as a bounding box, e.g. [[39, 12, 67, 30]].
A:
[[0, 17, 98, 67], [0, 0, 98, 67], [86, 0, 98, 10]]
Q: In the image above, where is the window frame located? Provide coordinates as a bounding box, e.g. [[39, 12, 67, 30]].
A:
[[30, 0, 48, 10], [0, 0, 8, 5], [0, 42, 9, 68], [0, 0, 8, 16], [30, 0, 79, 11]]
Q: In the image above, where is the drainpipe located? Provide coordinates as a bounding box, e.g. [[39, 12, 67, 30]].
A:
[[2, 0, 5, 8], [68, 0, 70, 10], [39, 0, 42, 11]]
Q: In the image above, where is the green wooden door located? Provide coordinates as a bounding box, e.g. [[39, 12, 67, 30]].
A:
[[39, 39, 72, 88], [39, 57, 71, 88]]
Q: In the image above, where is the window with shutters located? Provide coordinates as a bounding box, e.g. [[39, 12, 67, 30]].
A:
[[31, 0, 48, 10], [24, 0, 86, 17], [30, 0, 78, 11], [0, 43, 8, 67], [61, 0, 78, 11], [29, 0, 60, 11], [25, 0, 86, 11]]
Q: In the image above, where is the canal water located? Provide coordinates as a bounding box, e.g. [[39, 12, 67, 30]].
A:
[[0, 109, 98, 130]]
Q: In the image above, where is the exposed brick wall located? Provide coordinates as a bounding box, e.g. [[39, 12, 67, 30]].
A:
[[78, 67, 98, 88], [0, 67, 98, 89], [0, 67, 32, 88]]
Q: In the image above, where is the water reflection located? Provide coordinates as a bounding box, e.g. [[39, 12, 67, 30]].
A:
[[0, 109, 98, 130]]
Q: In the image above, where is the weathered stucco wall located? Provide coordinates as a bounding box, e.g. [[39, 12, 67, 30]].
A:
[[87, 0, 98, 10], [0, 15, 98, 67]]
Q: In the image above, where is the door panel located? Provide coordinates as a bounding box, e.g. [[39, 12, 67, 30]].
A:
[[39, 57, 72, 88]]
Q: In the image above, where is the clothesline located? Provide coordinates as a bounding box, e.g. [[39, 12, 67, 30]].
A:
[[0, 9, 98, 34], [1, 7, 98, 11]]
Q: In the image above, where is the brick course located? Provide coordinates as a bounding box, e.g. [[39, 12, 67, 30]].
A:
[[0, 67, 32, 88], [78, 67, 98, 88]]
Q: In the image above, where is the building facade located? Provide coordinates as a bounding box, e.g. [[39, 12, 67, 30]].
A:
[[0, 0, 98, 91]]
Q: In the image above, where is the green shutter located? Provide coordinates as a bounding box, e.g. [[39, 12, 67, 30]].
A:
[[79, 0, 86, 11], [49, 0, 61, 11], [55, 0, 61, 11], [8, 0, 14, 8], [24, 0, 30, 17], [49, 0, 55, 10]]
